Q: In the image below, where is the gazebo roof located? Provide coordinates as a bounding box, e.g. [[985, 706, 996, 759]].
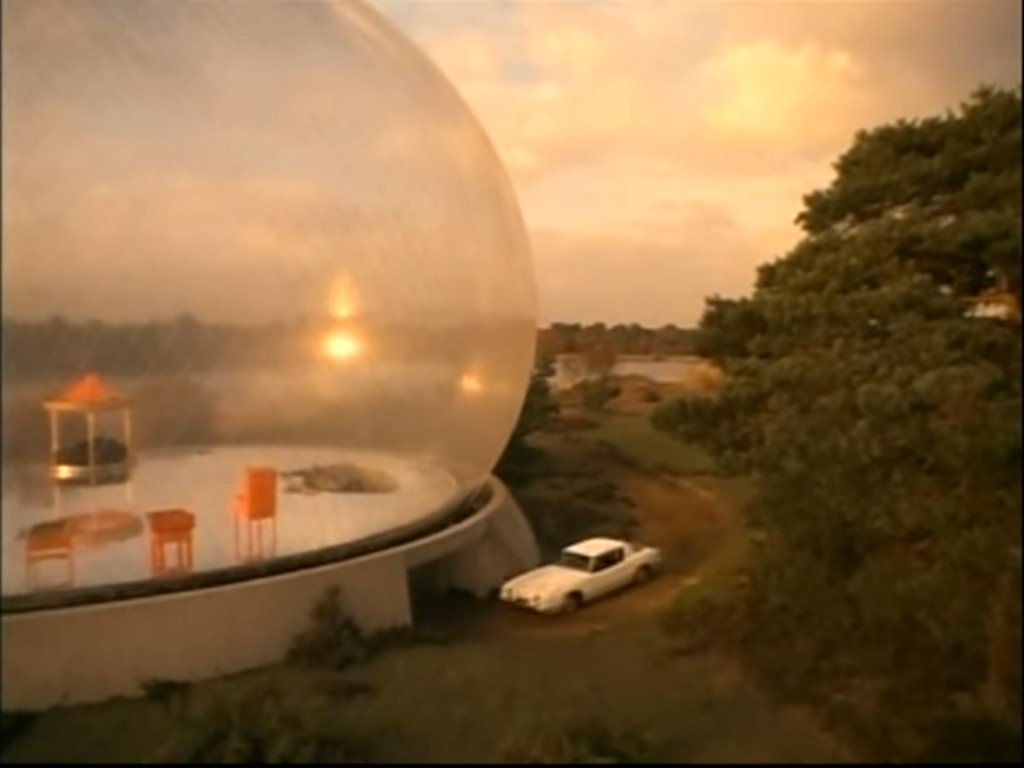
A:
[[44, 372, 132, 412]]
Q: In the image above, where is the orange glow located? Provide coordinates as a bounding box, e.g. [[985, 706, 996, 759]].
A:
[[322, 329, 364, 361], [459, 372, 484, 394], [329, 278, 358, 320]]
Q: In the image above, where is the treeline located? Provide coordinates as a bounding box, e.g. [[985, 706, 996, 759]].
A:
[[537, 322, 696, 358], [0, 314, 299, 382]]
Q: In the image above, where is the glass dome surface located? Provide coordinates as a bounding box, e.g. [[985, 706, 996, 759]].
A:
[[1, 0, 536, 599]]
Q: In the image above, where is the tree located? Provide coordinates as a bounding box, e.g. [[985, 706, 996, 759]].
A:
[[654, 86, 1021, 760], [577, 375, 621, 411], [581, 341, 618, 377], [495, 359, 560, 483]]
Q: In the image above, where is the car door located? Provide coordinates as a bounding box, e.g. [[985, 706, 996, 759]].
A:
[[587, 547, 627, 599], [604, 547, 635, 592]]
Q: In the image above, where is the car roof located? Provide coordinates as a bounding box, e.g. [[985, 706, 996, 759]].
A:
[[562, 537, 626, 558]]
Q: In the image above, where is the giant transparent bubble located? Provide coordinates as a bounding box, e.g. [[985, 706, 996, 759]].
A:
[[1, 0, 536, 600]]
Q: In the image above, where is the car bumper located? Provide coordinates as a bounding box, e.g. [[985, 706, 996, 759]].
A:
[[499, 593, 559, 614]]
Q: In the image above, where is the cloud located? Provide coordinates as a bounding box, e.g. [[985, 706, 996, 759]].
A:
[[5, 0, 1019, 327], [697, 40, 869, 150], [531, 201, 767, 326], [377, 0, 1019, 322]]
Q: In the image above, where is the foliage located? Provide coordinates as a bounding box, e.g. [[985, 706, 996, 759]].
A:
[[141, 678, 192, 709], [1, 711, 39, 754], [577, 375, 621, 411], [519, 489, 637, 556], [286, 587, 370, 671], [654, 86, 1022, 759], [500, 717, 652, 763], [496, 360, 560, 484], [538, 322, 697, 358], [287, 586, 455, 674], [591, 413, 717, 476], [515, 359, 562, 441], [582, 341, 618, 377], [159, 682, 376, 764]]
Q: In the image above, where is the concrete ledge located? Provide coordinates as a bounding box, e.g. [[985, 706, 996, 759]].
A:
[[1, 475, 538, 711]]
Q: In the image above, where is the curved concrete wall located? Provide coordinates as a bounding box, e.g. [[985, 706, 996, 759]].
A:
[[1, 476, 538, 711]]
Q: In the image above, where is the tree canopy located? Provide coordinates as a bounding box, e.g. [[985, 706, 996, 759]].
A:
[[655, 86, 1021, 760]]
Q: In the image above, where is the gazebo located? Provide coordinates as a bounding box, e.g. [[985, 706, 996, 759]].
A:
[[43, 372, 135, 486]]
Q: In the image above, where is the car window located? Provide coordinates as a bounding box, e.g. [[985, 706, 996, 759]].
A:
[[559, 551, 591, 571], [591, 548, 624, 572]]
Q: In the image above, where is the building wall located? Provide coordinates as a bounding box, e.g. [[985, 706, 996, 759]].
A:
[[1, 476, 537, 711]]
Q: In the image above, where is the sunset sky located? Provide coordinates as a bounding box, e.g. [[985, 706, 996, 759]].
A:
[[377, 0, 1021, 324], [3, 1, 1020, 328]]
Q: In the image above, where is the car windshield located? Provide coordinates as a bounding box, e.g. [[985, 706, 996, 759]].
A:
[[558, 551, 592, 571]]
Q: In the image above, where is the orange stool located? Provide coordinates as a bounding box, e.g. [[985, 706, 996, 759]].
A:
[[26, 519, 74, 590], [233, 466, 277, 562], [147, 508, 195, 575]]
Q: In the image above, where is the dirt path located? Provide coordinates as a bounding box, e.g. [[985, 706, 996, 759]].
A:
[[481, 434, 732, 638]]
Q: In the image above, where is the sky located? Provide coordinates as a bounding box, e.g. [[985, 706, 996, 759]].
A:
[[2, 0, 1020, 328], [374, 0, 1021, 325]]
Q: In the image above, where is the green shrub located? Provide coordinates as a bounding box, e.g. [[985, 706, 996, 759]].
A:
[[287, 587, 455, 673], [286, 587, 369, 671], [578, 376, 621, 411]]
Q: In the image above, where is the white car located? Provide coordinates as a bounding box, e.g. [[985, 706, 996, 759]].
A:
[[499, 536, 662, 614]]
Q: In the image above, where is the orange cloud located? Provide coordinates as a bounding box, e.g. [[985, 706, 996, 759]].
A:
[[697, 39, 870, 151]]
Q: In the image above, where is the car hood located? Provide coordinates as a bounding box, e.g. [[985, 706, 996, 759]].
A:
[[503, 565, 584, 598]]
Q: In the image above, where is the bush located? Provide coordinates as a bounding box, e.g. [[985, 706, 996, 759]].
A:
[[917, 716, 1022, 764], [660, 595, 743, 653], [159, 683, 376, 763], [141, 678, 192, 710], [578, 376, 621, 411], [286, 587, 369, 671], [501, 717, 652, 763], [54, 436, 128, 466], [287, 587, 453, 672], [1, 711, 39, 754]]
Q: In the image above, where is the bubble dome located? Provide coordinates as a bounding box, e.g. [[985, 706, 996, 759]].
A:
[[1, 0, 536, 600]]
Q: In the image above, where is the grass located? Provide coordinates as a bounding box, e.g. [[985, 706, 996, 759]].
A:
[[2, 608, 847, 763], [662, 475, 757, 618], [590, 412, 718, 476]]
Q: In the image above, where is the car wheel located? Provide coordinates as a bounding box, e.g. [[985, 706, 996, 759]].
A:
[[633, 565, 654, 585], [562, 593, 583, 613]]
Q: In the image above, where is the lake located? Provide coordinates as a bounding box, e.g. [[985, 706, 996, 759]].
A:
[[550, 354, 709, 390]]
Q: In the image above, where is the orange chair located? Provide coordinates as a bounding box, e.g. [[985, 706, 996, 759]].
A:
[[26, 519, 74, 590], [147, 508, 195, 575], [233, 466, 277, 562]]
